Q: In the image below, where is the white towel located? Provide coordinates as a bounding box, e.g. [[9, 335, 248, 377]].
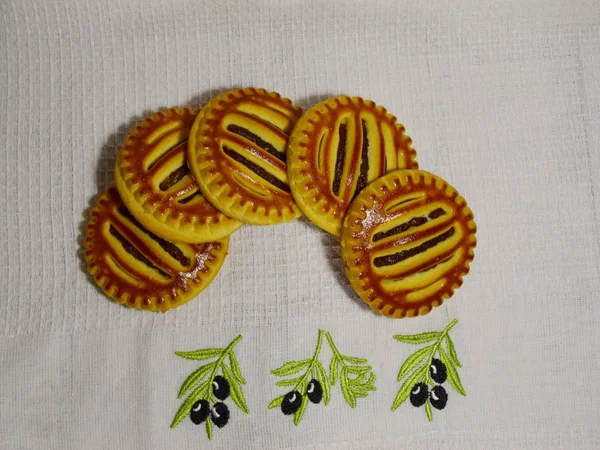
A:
[[1, 0, 599, 448]]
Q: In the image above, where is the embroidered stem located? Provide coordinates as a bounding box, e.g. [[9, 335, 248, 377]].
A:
[[325, 332, 342, 365], [423, 320, 457, 385], [292, 330, 324, 392], [204, 335, 243, 399], [325, 331, 352, 374]]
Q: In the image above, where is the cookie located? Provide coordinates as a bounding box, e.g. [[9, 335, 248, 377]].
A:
[[287, 96, 418, 235], [340, 170, 476, 318], [84, 187, 229, 312], [187, 88, 303, 225], [115, 107, 242, 243]]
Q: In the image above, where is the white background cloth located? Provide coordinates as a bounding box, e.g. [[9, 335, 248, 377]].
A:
[[1, 0, 600, 448]]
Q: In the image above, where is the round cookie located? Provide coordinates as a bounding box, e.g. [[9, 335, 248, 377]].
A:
[[340, 170, 476, 318], [115, 107, 242, 243], [188, 88, 303, 225], [287, 96, 418, 235], [84, 187, 229, 312]]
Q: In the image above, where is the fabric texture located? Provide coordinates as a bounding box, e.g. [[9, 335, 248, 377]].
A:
[[1, 0, 599, 448]]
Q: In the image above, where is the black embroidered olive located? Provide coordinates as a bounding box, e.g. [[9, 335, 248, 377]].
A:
[[306, 379, 323, 404], [212, 375, 230, 400], [210, 402, 230, 428], [429, 358, 447, 384], [281, 391, 303, 415], [429, 385, 448, 410], [410, 382, 429, 407], [190, 399, 210, 424]]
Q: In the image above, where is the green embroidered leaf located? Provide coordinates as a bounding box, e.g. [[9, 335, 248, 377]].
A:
[[293, 392, 309, 426], [298, 378, 309, 393], [346, 365, 372, 375], [268, 395, 285, 409], [352, 369, 376, 393], [391, 364, 427, 411], [397, 345, 434, 382], [340, 367, 357, 408], [222, 364, 249, 414], [439, 347, 466, 396], [360, 381, 377, 392], [315, 361, 331, 405], [425, 400, 433, 422], [355, 389, 370, 398], [350, 371, 369, 385], [353, 370, 375, 386], [175, 348, 223, 360], [205, 416, 213, 440], [445, 335, 462, 368], [275, 377, 302, 387], [365, 371, 376, 387], [170, 381, 207, 428], [270, 359, 311, 377], [352, 383, 376, 395], [393, 332, 441, 345], [342, 355, 368, 364], [348, 375, 367, 387], [329, 356, 339, 386], [177, 363, 214, 398], [189, 380, 210, 407], [228, 352, 246, 384]]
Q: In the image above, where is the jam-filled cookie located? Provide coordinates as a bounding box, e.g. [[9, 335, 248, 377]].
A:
[[340, 170, 476, 318], [187, 88, 303, 225], [115, 107, 242, 243], [287, 96, 418, 235], [84, 187, 229, 312]]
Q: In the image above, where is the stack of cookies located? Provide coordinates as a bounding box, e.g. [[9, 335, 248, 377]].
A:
[[84, 88, 476, 317]]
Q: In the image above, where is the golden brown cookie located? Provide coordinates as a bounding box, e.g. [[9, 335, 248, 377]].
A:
[[341, 170, 476, 318], [84, 187, 229, 312], [187, 88, 303, 225], [287, 96, 418, 235], [115, 107, 242, 243]]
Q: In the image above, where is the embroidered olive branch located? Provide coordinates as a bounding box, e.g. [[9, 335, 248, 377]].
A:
[[325, 332, 376, 408], [268, 329, 330, 425], [269, 330, 376, 425], [391, 319, 465, 422], [171, 335, 249, 438]]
